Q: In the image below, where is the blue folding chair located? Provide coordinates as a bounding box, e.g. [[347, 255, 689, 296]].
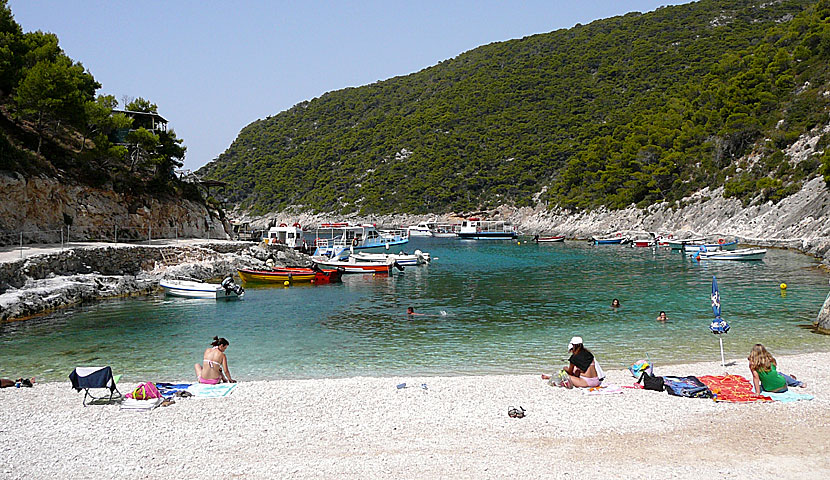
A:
[[69, 366, 122, 406]]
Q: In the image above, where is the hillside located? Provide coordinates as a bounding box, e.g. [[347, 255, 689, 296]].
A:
[[199, 0, 830, 216]]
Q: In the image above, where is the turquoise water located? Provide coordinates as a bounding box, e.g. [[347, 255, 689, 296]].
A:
[[2, 239, 829, 382]]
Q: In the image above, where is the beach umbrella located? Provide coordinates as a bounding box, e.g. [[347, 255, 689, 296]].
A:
[[709, 275, 730, 367]]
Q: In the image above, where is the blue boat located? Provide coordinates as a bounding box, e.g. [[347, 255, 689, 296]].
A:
[[592, 234, 628, 245], [313, 222, 409, 258]]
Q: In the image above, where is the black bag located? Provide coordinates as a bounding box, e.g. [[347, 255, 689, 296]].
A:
[[639, 371, 665, 391]]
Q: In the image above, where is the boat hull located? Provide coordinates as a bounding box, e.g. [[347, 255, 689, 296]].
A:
[[159, 280, 243, 299], [537, 236, 565, 243], [313, 259, 395, 274], [456, 232, 518, 240], [681, 240, 738, 253], [592, 236, 626, 244], [697, 249, 767, 261], [237, 268, 342, 284]]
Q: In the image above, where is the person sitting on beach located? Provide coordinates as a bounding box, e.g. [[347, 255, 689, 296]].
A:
[[194, 336, 236, 384], [656, 311, 668, 322], [748, 343, 804, 393], [0, 377, 34, 388], [611, 298, 621, 308], [560, 336, 601, 389]]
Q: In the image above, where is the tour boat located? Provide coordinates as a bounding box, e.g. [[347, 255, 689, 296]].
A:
[[312, 256, 403, 274], [159, 277, 244, 299], [696, 248, 767, 261], [456, 218, 518, 240], [262, 222, 305, 248], [681, 239, 739, 253], [312, 222, 408, 258], [350, 249, 431, 266], [536, 235, 565, 243], [237, 267, 343, 284]]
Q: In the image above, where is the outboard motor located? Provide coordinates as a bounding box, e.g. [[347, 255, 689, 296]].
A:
[[221, 276, 244, 295]]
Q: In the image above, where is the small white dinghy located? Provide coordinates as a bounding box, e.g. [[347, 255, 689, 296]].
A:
[[159, 277, 244, 299], [350, 249, 431, 266], [696, 248, 767, 261]]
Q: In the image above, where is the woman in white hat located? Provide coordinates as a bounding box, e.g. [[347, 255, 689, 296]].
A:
[[561, 336, 600, 388]]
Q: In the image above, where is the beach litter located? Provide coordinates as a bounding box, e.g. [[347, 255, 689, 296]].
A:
[[507, 406, 525, 418], [396, 382, 428, 390]]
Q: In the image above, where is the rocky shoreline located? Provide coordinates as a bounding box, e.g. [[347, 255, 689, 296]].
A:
[[0, 240, 310, 321]]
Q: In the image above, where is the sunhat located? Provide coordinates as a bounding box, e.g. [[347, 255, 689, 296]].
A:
[[568, 336, 583, 351]]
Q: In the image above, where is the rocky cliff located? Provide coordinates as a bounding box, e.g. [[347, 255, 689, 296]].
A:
[[0, 171, 228, 245]]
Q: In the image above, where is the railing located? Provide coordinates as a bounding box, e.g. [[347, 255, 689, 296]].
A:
[[0, 224, 225, 261]]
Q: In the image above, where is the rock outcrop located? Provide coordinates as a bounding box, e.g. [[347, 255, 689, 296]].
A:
[[0, 172, 228, 245]]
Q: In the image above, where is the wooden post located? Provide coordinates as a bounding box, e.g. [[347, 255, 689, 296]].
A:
[[148, 225, 152, 245], [19, 232, 23, 259]]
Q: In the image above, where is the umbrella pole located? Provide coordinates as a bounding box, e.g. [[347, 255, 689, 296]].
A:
[[719, 336, 725, 368]]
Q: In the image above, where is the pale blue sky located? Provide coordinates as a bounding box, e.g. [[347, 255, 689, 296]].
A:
[[9, 1, 689, 171]]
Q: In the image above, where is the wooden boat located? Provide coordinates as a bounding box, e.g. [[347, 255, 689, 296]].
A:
[[666, 237, 706, 249], [456, 218, 518, 240], [696, 248, 767, 261], [631, 239, 656, 248], [237, 267, 342, 284], [681, 239, 739, 253], [535, 235, 565, 243], [351, 249, 431, 266], [312, 256, 402, 274], [159, 277, 244, 299]]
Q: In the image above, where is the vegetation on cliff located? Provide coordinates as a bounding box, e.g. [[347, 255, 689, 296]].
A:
[[0, 0, 197, 200], [200, 0, 830, 215]]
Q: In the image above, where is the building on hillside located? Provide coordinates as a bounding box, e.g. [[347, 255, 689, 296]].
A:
[[109, 109, 169, 144]]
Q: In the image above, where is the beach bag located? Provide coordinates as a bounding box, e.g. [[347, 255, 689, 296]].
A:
[[628, 358, 653, 378], [126, 381, 161, 400], [662, 376, 713, 399], [638, 372, 664, 392]]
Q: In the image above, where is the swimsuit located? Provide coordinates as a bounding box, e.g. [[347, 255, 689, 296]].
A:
[[200, 347, 223, 384], [198, 376, 220, 385]]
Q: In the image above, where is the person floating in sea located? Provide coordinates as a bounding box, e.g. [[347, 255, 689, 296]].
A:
[[194, 336, 236, 384], [406, 307, 424, 316], [656, 311, 668, 322], [748, 343, 805, 393], [611, 298, 621, 308]]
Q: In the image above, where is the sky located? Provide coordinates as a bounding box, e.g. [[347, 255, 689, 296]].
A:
[[9, 0, 691, 172]]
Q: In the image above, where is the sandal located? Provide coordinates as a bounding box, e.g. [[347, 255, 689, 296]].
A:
[[160, 398, 176, 407], [508, 406, 526, 418]]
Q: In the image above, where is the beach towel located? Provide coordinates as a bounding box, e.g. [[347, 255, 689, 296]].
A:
[[662, 376, 713, 398], [699, 375, 772, 403], [155, 383, 192, 398], [120, 397, 163, 411], [186, 383, 237, 398], [764, 391, 814, 403], [583, 385, 623, 395]]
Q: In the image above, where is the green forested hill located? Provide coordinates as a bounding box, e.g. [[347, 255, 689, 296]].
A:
[[199, 0, 830, 215]]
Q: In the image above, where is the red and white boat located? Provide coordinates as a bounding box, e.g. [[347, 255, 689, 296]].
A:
[[535, 235, 565, 243], [237, 267, 343, 284], [312, 256, 403, 274], [632, 238, 656, 248]]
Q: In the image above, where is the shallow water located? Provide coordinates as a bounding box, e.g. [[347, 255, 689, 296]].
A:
[[2, 239, 829, 382]]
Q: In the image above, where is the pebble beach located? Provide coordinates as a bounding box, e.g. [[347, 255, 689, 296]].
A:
[[1, 352, 828, 479]]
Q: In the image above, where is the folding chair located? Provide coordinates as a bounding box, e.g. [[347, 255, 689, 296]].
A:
[[69, 366, 122, 406]]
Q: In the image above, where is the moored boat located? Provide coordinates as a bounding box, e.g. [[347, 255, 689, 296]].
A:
[[631, 238, 656, 247], [535, 235, 565, 243], [592, 234, 628, 245], [406, 221, 436, 237], [666, 237, 706, 249], [696, 248, 767, 261], [313, 222, 409, 258], [159, 277, 244, 299], [312, 256, 402, 274], [350, 249, 431, 266], [681, 239, 739, 253], [456, 218, 518, 240], [262, 222, 305, 248], [237, 267, 342, 284]]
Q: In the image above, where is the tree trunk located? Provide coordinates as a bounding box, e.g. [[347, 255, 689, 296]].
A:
[[36, 110, 43, 155]]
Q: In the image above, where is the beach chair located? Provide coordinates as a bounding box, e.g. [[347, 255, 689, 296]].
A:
[[69, 366, 122, 406]]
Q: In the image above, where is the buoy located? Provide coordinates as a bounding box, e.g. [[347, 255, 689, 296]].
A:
[[780, 283, 787, 289], [718, 238, 725, 245], [517, 241, 521, 245], [284, 280, 289, 286]]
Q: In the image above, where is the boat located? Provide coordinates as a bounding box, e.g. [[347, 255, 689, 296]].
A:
[[591, 234, 629, 245], [159, 277, 244, 299], [631, 238, 656, 248], [237, 266, 343, 284], [456, 218, 518, 240], [681, 239, 739, 253], [350, 249, 431, 266], [406, 221, 436, 237], [696, 248, 767, 261], [262, 222, 305, 248], [666, 237, 706, 250], [432, 224, 460, 238], [312, 256, 403, 274], [312, 222, 409, 258], [535, 235, 565, 243]]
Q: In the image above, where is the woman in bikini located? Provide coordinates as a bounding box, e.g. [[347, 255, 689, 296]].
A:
[[194, 336, 236, 384]]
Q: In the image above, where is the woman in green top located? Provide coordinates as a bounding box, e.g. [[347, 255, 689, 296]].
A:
[[748, 344, 804, 393]]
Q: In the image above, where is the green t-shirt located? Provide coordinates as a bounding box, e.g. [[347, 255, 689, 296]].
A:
[[757, 364, 786, 392]]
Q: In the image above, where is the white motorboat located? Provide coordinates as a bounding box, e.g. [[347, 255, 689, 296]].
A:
[[456, 218, 518, 240], [696, 248, 767, 261], [313, 222, 409, 258], [351, 249, 431, 266], [159, 277, 244, 299], [407, 221, 436, 237]]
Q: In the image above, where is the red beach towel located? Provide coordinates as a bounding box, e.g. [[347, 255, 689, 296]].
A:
[[698, 375, 772, 403]]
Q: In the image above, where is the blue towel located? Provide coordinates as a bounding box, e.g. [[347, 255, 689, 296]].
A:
[[765, 390, 814, 403], [155, 382, 192, 398]]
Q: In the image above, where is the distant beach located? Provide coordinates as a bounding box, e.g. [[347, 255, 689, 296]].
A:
[[1, 352, 828, 479]]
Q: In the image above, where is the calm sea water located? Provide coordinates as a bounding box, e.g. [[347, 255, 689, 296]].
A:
[[2, 239, 829, 382]]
